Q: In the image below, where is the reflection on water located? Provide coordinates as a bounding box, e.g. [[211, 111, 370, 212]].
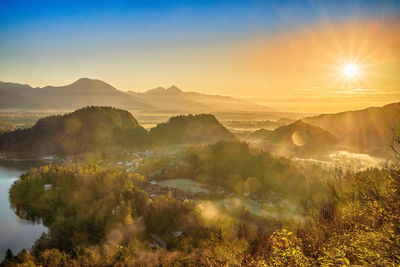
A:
[[0, 161, 47, 256], [294, 150, 384, 171], [328, 150, 384, 169]]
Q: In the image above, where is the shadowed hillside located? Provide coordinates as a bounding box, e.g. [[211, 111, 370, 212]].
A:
[[262, 120, 338, 157], [243, 128, 272, 142], [0, 106, 148, 156], [303, 102, 400, 156], [0, 108, 239, 156]]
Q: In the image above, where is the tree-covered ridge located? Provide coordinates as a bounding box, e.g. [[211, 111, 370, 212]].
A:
[[35, 106, 141, 130], [0, 109, 239, 157], [0, 106, 148, 156], [149, 114, 236, 145]]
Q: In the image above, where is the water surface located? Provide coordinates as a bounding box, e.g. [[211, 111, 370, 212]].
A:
[[0, 161, 46, 256]]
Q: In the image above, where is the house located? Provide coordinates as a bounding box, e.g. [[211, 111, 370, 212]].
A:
[[149, 243, 158, 249], [172, 231, 183, 237], [149, 194, 157, 198], [149, 233, 167, 249], [44, 184, 52, 191], [218, 187, 225, 195], [143, 150, 152, 157], [150, 180, 157, 185], [126, 167, 136, 172], [42, 155, 57, 161]]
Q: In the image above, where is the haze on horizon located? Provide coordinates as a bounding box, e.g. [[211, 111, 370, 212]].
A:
[[1, 0, 399, 113]]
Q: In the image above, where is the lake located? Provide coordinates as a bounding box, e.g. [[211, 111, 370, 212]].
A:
[[0, 161, 46, 256]]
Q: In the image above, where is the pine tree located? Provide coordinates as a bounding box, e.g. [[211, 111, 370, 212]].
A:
[[5, 248, 14, 261]]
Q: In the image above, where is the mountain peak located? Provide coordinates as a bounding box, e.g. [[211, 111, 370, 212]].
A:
[[66, 78, 119, 93], [145, 85, 183, 95], [166, 85, 182, 93], [72, 77, 106, 86], [146, 87, 166, 94]]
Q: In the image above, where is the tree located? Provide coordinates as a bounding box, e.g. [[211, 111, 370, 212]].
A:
[[4, 248, 14, 261]]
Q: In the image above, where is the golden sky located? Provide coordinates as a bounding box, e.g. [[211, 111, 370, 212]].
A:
[[1, 0, 399, 114], [219, 19, 400, 112]]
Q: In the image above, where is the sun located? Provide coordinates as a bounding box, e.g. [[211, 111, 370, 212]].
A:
[[342, 64, 359, 78]]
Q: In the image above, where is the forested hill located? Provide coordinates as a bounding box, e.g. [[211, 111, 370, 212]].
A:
[[0, 106, 148, 156], [262, 120, 338, 157], [0, 108, 237, 157], [302, 102, 400, 156], [149, 114, 236, 145]]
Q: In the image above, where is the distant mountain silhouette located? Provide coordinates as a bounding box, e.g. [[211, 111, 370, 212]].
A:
[[223, 118, 294, 131], [149, 114, 236, 145], [302, 102, 400, 156], [262, 120, 338, 157], [0, 106, 148, 156], [0, 89, 47, 110], [128, 85, 267, 113], [0, 79, 268, 112], [0, 78, 153, 111]]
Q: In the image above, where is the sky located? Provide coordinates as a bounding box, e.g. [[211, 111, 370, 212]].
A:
[[0, 0, 399, 112]]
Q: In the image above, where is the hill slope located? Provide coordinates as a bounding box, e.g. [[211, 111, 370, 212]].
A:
[[262, 120, 338, 157], [0, 106, 148, 156], [243, 128, 272, 142], [302, 102, 400, 155], [149, 114, 236, 145]]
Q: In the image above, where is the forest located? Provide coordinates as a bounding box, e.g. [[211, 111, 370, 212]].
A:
[[2, 136, 400, 266]]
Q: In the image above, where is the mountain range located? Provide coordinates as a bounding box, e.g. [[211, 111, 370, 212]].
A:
[[0, 78, 266, 113], [127, 85, 264, 113], [1, 78, 399, 158], [239, 102, 400, 157]]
